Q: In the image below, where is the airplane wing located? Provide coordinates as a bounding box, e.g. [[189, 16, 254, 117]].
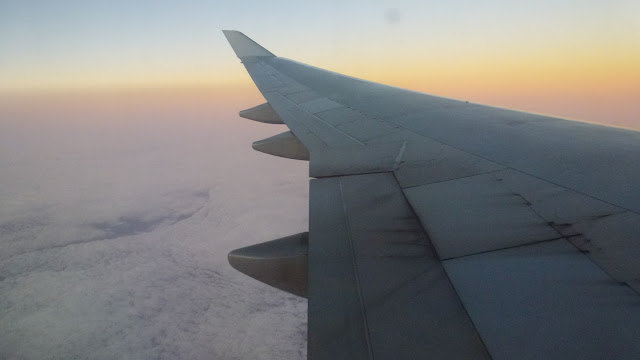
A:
[[223, 30, 640, 359]]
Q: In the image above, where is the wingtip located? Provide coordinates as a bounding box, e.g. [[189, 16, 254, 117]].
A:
[[223, 30, 275, 58]]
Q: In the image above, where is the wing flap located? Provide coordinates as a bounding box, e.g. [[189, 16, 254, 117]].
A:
[[444, 239, 640, 359], [308, 173, 490, 360]]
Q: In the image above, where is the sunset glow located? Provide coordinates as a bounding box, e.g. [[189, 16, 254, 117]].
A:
[[1, 0, 638, 128]]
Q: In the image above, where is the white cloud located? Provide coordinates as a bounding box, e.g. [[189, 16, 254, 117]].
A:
[[0, 97, 309, 359]]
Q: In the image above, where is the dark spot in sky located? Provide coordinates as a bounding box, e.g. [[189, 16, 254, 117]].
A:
[[385, 8, 402, 25]]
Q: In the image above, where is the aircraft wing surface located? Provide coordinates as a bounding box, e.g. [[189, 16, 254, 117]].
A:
[[223, 30, 640, 360]]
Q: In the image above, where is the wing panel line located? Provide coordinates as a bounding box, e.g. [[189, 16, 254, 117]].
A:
[[338, 178, 375, 360]]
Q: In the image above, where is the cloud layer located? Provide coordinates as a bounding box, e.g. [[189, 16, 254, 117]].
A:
[[0, 93, 309, 359]]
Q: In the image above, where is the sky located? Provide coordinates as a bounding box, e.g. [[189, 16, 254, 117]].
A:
[[0, 0, 639, 126], [0, 1, 639, 359]]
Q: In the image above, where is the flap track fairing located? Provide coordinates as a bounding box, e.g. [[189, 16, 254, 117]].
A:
[[252, 131, 310, 160], [228, 232, 308, 297], [239, 103, 284, 124]]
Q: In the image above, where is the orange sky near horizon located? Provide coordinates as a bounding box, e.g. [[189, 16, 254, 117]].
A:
[[3, 37, 638, 129], [1, 73, 637, 132], [1, 1, 638, 129], [2, 43, 638, 130]]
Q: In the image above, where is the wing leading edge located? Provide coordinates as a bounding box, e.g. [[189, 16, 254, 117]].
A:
[[223, 30, 640, 359]]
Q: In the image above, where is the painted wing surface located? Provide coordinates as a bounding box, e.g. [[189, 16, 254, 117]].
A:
[[223, 30, 640, 360]]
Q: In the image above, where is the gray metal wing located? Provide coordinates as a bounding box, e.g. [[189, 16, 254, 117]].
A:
[[223, 30, 640, 360]]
